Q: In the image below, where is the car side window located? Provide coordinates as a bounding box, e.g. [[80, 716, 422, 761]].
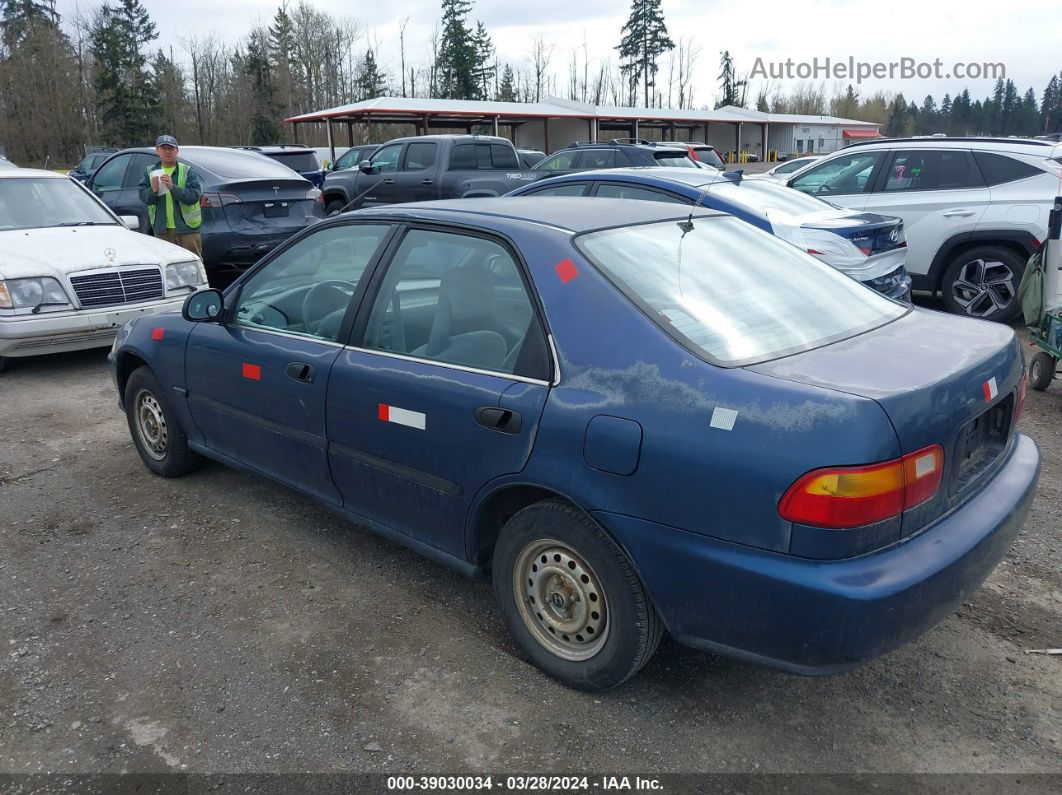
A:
[[362, 228, 549, 379], [790, 151, 881, 196], [91, 154, 131, 192], [369, 144, 402, 173], [883, 150, 982, 192], [490, 144, 519, 169], [124, 153, 158, 188], [450, 144, 476, 170], [577, 150, 616, 169], [403, 142, 437, 171], [526, 183, 589, 197], [594, 183, 690, 203], [973, 151, 1043, 186], [334, 149, 359, 170], [773, 159, 807, 175], [536, 151, 577, 171], [234, 224, 391, 342]]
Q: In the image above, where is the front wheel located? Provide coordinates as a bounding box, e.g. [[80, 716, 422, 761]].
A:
[[124, 366, 201, 477], [940, 246, 1025, 323], [325, 199, 346, 216], [492, 501, 663, 691], [1029, 351, 1057, 391]]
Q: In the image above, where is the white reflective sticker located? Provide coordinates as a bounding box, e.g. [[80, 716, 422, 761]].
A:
[[710, 407, 739, 431]]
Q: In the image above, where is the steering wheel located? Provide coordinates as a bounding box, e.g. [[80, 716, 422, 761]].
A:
[[301, 280, 356, 337]]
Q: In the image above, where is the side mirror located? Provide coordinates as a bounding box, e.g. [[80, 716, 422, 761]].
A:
[[358, 160, 373, 174], [119, 215, 139, 231], [182, 288, 224, 322]]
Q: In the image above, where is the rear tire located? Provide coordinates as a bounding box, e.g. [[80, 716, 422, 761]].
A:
[[124, 366, 201, 477], [940, 245, 1025, 323], [1029, 351, 1057, 391], [492, 501, 663, 691]]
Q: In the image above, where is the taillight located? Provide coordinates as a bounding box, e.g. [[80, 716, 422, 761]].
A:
[[807, 248, 825, 256], [307, 188, 323, 202], [779, 444, 944, 529], [200, 192, 242, 208], [858, 246, 873, 256]]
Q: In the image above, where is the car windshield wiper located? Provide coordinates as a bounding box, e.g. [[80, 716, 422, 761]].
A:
[[56, 221, 105, 226]]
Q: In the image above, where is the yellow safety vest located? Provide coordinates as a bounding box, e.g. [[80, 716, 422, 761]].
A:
[[147, 162, 202, 229]]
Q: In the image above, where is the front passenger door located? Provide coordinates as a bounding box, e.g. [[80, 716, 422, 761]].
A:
[[358, 143, 402, 206], [184, 222, 394, 502]]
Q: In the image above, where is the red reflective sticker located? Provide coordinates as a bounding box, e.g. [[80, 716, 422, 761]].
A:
[[150, 327, 165, 341], [555, 258, 578, 284], [377, 402, 390, 422], [242, 363, 261, 380]]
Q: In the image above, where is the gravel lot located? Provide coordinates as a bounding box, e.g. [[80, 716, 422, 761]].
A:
[[1, 317, 1060, 780]]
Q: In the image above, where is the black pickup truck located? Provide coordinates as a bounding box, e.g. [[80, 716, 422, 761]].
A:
[[320, 134, 544, 214]]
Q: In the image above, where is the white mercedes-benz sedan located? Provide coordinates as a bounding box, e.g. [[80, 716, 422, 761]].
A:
[[0, 169, 208, 371]]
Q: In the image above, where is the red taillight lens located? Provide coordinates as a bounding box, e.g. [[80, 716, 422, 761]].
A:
[[779, 444, 944, 529], [200, 192, 242, 208], [858, 246, 873, 256]]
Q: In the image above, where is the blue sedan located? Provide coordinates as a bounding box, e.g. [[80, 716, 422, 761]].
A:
[[509, 168, 913, 301], [109, 198, 1039, 691]]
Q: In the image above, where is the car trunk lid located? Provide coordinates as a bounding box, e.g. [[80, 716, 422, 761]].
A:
[[750, 309, 1024, 535], [215, 178, 320, 232]]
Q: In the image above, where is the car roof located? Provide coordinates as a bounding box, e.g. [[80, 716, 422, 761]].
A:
[[529, 167, 720, 190], [348, 197, 722, 233], [842, 137, 1059, 155], [559, 141, 689, 153], [377, 134, 512, 146]]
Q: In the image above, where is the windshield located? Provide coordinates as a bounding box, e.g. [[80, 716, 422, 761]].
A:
[[708, 178, 837, 216], [0, 177, 117, 231], [693, 148, 726, 169], [267, 151, 322, 173], [577, 217, 905, 366]]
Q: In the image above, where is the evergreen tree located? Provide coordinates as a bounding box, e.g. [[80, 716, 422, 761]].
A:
[[832, 84, 859, 119], [616, 0, 674, 107], [1016, 87, 1040, 136], [496, 63, 517, 102], [1000, 79, 1018, 135], [437, 0, 478, 99], [939, 93, 952, 134], [884, 93, 909, 137], [470, 21, 494, 100], [269, 2, 301, 123], [918, 95, 938, 134], [1041, 74, 1062, 134], [243, 28, 278, 144], [1, 0, 57, 46], [90, 0, 158, 146], [715, 50, 746, 108], [356, 48, 386, 101]]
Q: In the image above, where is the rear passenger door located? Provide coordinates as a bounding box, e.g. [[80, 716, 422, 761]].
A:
[[861, 149, 989, 274], [326, 226, 553, 557], [392, 141, 439, 202]]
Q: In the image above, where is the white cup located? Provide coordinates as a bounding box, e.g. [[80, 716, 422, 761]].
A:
[[151, 169, 169, 194]]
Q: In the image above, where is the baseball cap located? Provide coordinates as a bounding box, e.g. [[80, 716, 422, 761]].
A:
[[155, 135, 178, 147]]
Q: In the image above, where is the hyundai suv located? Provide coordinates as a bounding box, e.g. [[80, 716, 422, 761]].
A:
[[533, 139, 696, 175], [783, 137, 1062, 322]]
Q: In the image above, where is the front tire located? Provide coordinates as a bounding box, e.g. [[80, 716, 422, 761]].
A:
[[492, 501, 663, 691], [940, 246, 1025, 323], [1029, 351, 1057, 391], [124, 366, 201, 477], [325, 198, 346, 216]]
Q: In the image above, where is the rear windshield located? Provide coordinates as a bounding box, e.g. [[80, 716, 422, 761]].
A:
[[266, 151, 322, 172], [653, 151, 696, 167], [576, 217, 905, 366], [693, 147, 726, 169], [708, 178, 834, 216], [185, 149, 308, 180]]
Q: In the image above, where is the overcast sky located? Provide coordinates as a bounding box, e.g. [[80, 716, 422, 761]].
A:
[[57, 0, 1062, 108]]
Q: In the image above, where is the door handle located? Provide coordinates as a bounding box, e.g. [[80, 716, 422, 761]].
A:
[[285, 361, 315, 383], [420, 179, 434, 185], [383, 178, 395, 184], [474, 406, 522, 434], [942, 209, 976, 217]]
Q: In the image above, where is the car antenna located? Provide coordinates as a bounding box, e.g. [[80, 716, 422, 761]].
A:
[[338, 179, 386, 214], [677, 180, 717, 235]]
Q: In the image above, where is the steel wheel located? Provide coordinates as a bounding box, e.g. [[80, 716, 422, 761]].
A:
[[133, 388, 168, 461], [1029, 351, 1057, 391], [513, 538, 609, 662], [950, 258, 1017, 318]]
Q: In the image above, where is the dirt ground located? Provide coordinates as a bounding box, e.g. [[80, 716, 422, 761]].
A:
[[1, 317, 1060, 783]]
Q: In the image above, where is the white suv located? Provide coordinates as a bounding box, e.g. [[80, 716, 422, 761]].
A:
[[783, 137, 1062, 322]]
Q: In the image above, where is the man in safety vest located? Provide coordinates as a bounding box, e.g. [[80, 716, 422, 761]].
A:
[[137, 135, 203, 257]]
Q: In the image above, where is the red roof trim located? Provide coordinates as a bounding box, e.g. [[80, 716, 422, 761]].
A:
[[842, 129, 880, 138]]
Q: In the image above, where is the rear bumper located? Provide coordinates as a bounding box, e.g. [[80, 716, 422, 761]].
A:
[[595, 432, 1040, 674], [0, 296, 189, 358]]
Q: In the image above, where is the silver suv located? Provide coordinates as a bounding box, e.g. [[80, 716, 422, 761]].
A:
[[783, 137, 1062, 322]]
